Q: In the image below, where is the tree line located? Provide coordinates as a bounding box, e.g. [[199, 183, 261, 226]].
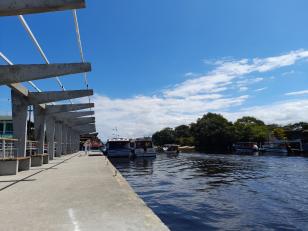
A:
[[152, 113, 307, 152]]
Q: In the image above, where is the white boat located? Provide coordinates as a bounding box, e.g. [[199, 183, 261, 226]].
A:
[[259, 142, 288, 155], [233, 142, 259, 154], [163, 144, 179, 154], [132, 138, 156, 157], [106, 138, 132, 158]]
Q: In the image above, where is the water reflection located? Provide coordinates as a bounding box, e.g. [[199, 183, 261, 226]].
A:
[[111, 153, 308, 231], [110, 157, 155, 176]]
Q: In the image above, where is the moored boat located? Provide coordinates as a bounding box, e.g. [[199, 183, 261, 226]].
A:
[[106, 138, 132, 158], [259, 140, 303, 156], [259, 141, 288, 155], [163, 144, 179, 154], [132, 137, 156, 157], [233, 142, 259, 154]]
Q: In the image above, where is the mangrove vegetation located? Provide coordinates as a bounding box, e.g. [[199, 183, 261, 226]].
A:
[[152, 113, 308, 152]]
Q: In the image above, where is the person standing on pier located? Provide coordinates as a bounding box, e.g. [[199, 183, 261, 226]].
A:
[[84, 139, 91, 155]]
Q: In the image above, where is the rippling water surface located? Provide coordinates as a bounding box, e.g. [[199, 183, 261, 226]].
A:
[[110, 153, 308, 231]]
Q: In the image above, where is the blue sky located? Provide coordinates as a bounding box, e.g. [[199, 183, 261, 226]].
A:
[[1, 0, 308, 139]]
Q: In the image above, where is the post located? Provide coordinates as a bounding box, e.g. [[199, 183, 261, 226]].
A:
[[46, 116, 55, 160], [55, 122, 63, 157], [2, 139, 5, 158], [11, 90, 29, 157], [34, 105, 46, 154], [62, 125, 68, 155]]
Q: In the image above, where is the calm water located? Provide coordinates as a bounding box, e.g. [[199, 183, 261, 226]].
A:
[[110, 153, 308, 231]]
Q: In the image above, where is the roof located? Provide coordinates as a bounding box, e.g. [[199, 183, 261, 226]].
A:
[[107, 138, 130, 142]]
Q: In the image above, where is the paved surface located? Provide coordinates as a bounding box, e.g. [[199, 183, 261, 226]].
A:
[[0, 152, 170, 231]]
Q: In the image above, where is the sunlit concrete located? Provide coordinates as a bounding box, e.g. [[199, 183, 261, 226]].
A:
[[28, 89, 93, 104], [46, 103, 94, 114], [0, 152, 170, 231], [0, 63, 91, 85]]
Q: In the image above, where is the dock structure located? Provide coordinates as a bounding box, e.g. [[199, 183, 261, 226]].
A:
[[0, 1, 170, 230], [0, 0, 97, 171], [0, 153, 170, 231]]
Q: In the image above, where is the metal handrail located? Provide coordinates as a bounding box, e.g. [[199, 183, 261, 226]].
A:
[[0, 138, 18, 159]]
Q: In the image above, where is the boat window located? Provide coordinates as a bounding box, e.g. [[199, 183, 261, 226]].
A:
[[136, 141, 153, 149], [109, 141, 130, 149]]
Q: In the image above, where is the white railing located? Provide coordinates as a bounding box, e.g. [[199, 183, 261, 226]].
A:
[[0, 138, 18, 159], [26, 141, 38, 156]]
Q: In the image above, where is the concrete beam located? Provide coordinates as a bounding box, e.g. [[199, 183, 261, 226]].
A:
[[79, 130, 96, 135], [73, 123, 95, 129], [56, 111, 94, 119], [75, 128, 96, 134], [0, 0, 85, 16], [66, 117, 95, 125], [0, 63, 91, 85], [45, 103, 94, 114], [28, 89, 93, 104]]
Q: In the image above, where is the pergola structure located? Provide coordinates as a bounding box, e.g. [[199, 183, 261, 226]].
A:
[[0, 0, 97, 171]]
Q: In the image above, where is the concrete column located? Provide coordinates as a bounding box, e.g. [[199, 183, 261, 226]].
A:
[[62, 125, 68, 155], [33, 105, 46, 154], [55, 122, 63, 157], [11, 90, 29, 157], [66, 128, 71, 154], [46, 116, 55, 160]]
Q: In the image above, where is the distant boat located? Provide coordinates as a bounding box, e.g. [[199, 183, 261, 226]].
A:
[[259, 140, 303, 156], [259, 142, 288, 155], [106, 138, 132, 158], [132, 137, 156, 158], [163, 144, 179, 154], [178, 146, 195, 153], [233, 142, 259, 154]]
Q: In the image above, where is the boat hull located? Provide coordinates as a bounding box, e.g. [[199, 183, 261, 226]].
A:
[[134, 149, 156, 157], [107, 149, 132, 158]]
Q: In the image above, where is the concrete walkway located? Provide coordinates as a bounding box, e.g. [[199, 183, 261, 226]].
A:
[[0, 152, 170, 231]]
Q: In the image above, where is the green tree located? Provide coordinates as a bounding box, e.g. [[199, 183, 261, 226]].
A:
[[174, 125, 191, 138], [152, 127, 176, 146], [191, 113, 235, 152], [272, 127, 287, 140], [234, 116, 269, 142], [174, 125, 194, 146]]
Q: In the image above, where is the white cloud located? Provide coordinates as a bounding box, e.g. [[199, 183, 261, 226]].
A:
[[223, 99, 308, 125], [93, 94, 248, 140], [285, 90, 308, 96], [255, 87, 267, 92], [92, 49, 308, 139]]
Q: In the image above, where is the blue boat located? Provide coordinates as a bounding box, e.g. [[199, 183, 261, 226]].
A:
[[106, 138, 132, 158]]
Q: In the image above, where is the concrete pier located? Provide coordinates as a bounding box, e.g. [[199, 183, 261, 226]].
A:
[[0, 152, 170, 231]]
